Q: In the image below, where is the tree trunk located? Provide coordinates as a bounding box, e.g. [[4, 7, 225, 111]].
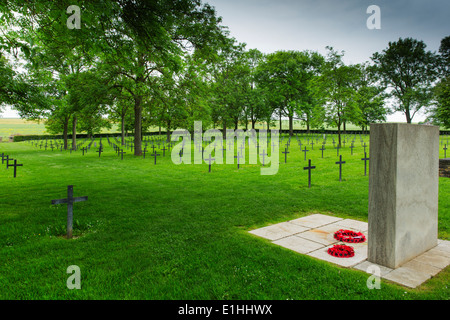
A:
[[72, 115, 77, 151], [134, 95, 143, 156], [63, 117, 69, 150], [279, 109, 282, 133], [405, 109, 412, 123], [166, 120, 171, 142], [289, 115, 293, 137], [306, 113, 310, 134], [222, 119, 227, 140], [121, 114, 125, 145]]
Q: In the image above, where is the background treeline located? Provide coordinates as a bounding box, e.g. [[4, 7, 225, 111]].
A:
[[0, 1, 449, 154]]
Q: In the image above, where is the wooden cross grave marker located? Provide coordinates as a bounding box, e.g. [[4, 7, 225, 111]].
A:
[[335, 155, 346, 182], [361, 152, 370, 176], [282, 148, 289, 163], [51, 185, 88, 239], [7, 159, 23, 178], [303, 159, 316, 188]]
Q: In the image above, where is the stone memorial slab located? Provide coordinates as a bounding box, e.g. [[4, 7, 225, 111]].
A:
[[368, 123, 439, 269]]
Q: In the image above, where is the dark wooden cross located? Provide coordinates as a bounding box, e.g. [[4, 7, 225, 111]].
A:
[[7, 159, 23, 178], [336, 145, 340, 157], [361, 152, 370, 176], [320, 144, 325, 158], [235, 152, 243, 169], [271, 140, 277, 151], [97, 147, 103, 157], [152, 151, 160, 165], [260, 149, 268, 166], [143, 147, 148, 159], [51, 185, 88, 239], [335, 155, 346, 182], [161, 146, 167, 157], [282, 148, 289, 163], [81, 147, 87, 156], [363, 142, 367, 154], [303, 159, 316, 188], [1, 153, 7, 164], [5, 156, 13, 168], [350, 143, 355, 155], [310, 140, 314, 150], [444, 145, 448, 158], [302, 146, 309, 161], [205, 154, 214, 172], [118, 149, 126, 160]]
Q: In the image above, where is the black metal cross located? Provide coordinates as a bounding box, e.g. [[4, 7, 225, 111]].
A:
[[97, 147, 103, 157], [161, 146, 167, 157], [302, 146, 309, 161], [320, 144, 325, 158], [118, 149, 126, 160], [1, 153, 7, 164], [444, 145, 448, 158], [361, 152, 370, 176], [236, 152, 243, 169], [303, 159, 316, 188], [335, 155, 346, 182], [152, 151, 160, 165], [282, 148, 289, 163], [143, 147, 148, 159], [6, 156, 13, 169], [350, 143, 355, 155], [260, 149, 268, 166], [205, 154, 215, 172], [81, 147, 87, 156], [7, 159, 23, 178], [51, 185, 88, 239]]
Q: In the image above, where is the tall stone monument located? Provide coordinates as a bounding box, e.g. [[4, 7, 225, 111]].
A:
[[368, 123, 439, 269]]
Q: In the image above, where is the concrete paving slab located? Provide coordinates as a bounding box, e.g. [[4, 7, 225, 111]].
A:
[[296, 224, 342, 245], [273, 235, 325, 254], [288, 214, 343, 228], [330, 219, 368, 232], [382, 266, 431, 289], [249, 222, 309, 241]]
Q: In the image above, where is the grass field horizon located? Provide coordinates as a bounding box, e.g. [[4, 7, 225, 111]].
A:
[[3, 118, 448, 141], [0, 131, 449, 299]]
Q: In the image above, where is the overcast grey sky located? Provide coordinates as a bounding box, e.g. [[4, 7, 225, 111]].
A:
[[206, 0, 449, 64], [205, 0, 450, 121]]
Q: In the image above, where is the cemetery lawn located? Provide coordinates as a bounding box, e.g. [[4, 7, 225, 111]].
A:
[[0, 138, 449, 300]]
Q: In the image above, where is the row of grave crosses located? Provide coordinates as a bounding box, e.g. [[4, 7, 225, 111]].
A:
[[1, 152, 23, 178]]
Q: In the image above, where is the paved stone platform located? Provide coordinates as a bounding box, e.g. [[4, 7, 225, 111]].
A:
[[249, 213, 450, 288]]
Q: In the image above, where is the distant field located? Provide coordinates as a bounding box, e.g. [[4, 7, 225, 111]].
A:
[[0, 118, 364, 140], [1, 118, 447, 141], [0, 118, 48, 139], [0, 118, 120, 140]]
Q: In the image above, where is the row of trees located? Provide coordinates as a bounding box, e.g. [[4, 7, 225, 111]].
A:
[[0, 1, 449, 155]]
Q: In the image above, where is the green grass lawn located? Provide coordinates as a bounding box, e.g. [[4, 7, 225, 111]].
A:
[[0, 133, 449, 300]]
